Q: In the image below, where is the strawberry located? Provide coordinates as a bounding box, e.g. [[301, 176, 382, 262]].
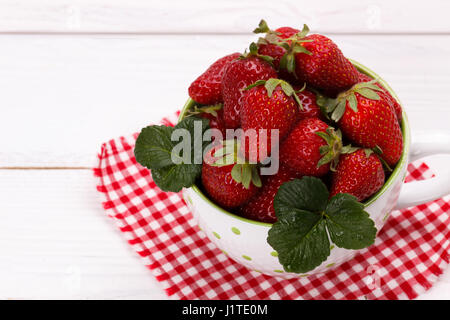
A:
[[358, 72, 402, 121], [201, 142, 261, 209], [330, 149, 385, 201], [279, 118, 351, 177], [202, 108, 226, 138], [221, 44, 277, 129], [294, 87, 323, 120], [256, 22, 358, 95], [293, 34, 359, 96], [275, 27, 301, 39], [239, 78, 301, 162], [188, 52, 240, 105], [257, 41, 286, 71], [188, 104, 227, 139], [238, 165, 298, 223], [254, 20, 299, 70], [323, 81, 403, 166]]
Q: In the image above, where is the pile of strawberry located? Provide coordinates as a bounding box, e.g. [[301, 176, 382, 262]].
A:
[[188, 20, 403, 224]]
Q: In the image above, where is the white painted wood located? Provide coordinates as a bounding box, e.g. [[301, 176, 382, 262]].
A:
[[0, 169, 168, 299], [0, 0, 449, 34], [0, 169, 448, 299], [0, 7, 449, 298], [0, 34, 450, 167]]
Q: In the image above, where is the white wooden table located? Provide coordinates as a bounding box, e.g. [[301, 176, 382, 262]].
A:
[[1, 0, 450, 299]]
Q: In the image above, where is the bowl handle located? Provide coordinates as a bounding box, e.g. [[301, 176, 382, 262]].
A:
[[395, 132, 450, 209]]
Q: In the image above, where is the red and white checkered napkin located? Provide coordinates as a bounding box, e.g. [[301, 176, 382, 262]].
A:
[[94, 112, 450, 300]]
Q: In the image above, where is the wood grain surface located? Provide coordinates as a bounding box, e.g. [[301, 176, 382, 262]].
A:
[[0, 0, 449, 300]]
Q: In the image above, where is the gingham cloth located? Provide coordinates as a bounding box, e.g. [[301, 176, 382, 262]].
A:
[[94, 112, 450, 300]]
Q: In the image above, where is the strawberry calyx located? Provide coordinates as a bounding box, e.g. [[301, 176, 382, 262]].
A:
[[231, 163, 262, 189], [371, 145, 393, 172], [315, 127, 358, 171], [209, 139, 262, 189], [340, 146, 393, 172], [277, 24, 312, 74], [319, 80, 384, 122], [240, 42, 274, 66], [186, 103, 222, 118], [309, 88, 332, 120], [253, 19, 280, 44], [253, 20, 312, 74], [244, 78, 305, 110]]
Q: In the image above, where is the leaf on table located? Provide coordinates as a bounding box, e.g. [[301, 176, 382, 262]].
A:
[[268, 209, 330, 273], [325, 193, 377, 250]]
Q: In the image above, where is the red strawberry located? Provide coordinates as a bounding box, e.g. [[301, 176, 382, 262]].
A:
[[239, 79, 300, 162], [275, 27, 301, 39], [239, 165, 298, 223], [294, 34, 359, 96], [294, 87, 323, 120], [257, 42, 286, 70], [221, 45, 277, 129], [254, 20, 300, 70], [189, 104, 227, 139], [324, 81, 403, 166], [203, 108, 226, 138], [358, 72, 402, 121], [330, 149, 385, 201], [188, 52, 240, 105], [201, 143, 261, 209], [279, 118, 348, 177]]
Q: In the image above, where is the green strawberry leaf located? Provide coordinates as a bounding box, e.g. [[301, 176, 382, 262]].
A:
[[325, 194, 377, 249], [268, 176, 377, 273], [273, 177, 329, 219], [151, 163, 202, 193], [267, 209, 330, 273], [134, 125, 177, 169], [134, 117, 209, 192]]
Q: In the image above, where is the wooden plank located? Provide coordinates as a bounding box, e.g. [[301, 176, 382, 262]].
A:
[[0, 0, 449, 34], [1, 34, 450, 167], [0, 168, 449, 299], [0, 169, 168, 299]]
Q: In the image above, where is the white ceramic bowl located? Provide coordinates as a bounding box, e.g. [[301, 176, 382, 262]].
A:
[[180, 60, 450, 278]]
